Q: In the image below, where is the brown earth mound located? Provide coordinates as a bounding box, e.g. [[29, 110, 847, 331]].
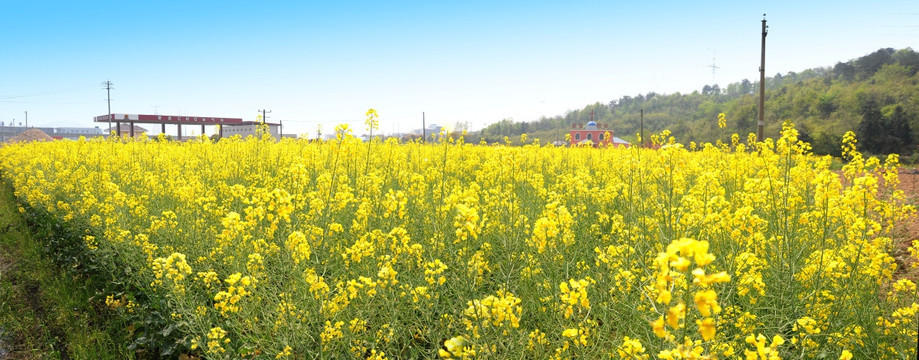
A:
[[6, 129, 53, 143]]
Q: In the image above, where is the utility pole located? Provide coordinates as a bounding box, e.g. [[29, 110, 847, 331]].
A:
[[258, 109, 271, 124], [24, 111, 28, 128], [258, 109, 271, 139], [102, 80, 113, 135], [758, 15, 768, 142], [422, 112, 426, 143]]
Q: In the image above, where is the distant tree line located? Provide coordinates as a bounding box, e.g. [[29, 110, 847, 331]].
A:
[[476, 48, 919, 157]]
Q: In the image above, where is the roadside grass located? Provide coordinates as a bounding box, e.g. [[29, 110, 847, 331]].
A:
[[0, 179, 134, 360]]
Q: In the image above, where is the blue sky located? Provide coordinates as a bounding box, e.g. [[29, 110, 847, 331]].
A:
[[1, 1, 917, 137]]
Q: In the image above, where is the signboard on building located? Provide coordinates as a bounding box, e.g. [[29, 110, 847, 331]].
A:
[[94, 114, 244, 125]]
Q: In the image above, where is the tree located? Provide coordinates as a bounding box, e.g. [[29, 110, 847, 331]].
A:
[[702, 85, 713, 96], [773, 73, 783, 88], [816, 93, 837, 118], [856, 98, 885, 153], [854, 98, 913, 154], [893, 48, 919, 76], [833, 62, 856, 82], [798, 126, 813, 146], [887, 105, 913, 152], [855, 48, 895, 79], [811, 131, 842, 157], [740, 79, 753, 95]]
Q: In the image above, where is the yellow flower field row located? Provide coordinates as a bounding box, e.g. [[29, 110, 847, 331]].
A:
[[1, 123, 917, 359]]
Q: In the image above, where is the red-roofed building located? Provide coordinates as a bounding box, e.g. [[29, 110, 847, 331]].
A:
[[569, 122, 630, 147]]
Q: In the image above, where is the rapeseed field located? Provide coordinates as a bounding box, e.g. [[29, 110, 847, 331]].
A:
[[1, 120, 916, 359]]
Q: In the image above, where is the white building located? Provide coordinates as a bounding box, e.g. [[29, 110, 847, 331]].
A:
[[220, 122, 280, 140], [54, 126, 104, 139]]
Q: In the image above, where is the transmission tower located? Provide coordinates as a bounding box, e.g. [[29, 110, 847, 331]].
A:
[[706, 49, 720, 82]]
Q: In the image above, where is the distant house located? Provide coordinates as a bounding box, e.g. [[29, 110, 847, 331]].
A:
[[609, 136, 631, 147], [412, 124, 443, 140], [569, 121, 630, 147]]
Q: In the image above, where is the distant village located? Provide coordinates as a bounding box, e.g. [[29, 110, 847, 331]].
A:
[[0, 113, 443, 143], [0, 123, 105, 141], [2, 114, 630, 148], [1, 113, 289, 142]]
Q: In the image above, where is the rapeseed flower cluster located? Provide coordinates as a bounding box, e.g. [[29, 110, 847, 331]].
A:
[[1, 118, 916, 358]]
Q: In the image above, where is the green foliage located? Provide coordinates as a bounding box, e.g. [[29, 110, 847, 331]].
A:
[[0, 181, 136, 359], [855, 102, 913, 155], [478, 48, 919, 156]]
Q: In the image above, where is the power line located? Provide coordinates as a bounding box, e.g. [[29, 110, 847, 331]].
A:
[[0, 85, 96, 100], [0, 100, 102, 104]]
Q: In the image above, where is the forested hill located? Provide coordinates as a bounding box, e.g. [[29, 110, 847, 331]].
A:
[[478, 48, 919, 156]]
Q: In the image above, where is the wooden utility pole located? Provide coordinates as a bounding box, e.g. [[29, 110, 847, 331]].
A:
[[259, 109, 271, 124], [757, 15, 768, 142], [422, 112, 426, 143]]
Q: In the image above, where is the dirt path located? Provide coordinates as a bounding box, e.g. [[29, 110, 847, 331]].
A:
[[893, 171, 919, 281]]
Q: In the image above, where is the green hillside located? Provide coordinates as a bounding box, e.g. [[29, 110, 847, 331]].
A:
[[477, 48, 919, 157]]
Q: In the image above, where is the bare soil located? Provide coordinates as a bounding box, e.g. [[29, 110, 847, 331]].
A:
[[894, 170, 919, 281]]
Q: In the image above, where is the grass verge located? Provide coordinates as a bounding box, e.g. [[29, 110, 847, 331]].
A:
[[0, 180, 134, 359]]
